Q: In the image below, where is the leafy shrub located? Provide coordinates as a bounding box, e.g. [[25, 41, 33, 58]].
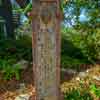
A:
[[64, 88, 93, 100], [0, 35, 32, 62], [0, 59, 21, 80], [15, 35, 32, 61], [90, 84, 100, 98], [61, 27, 89, 69], [61, 27, 100, 66], [61, 55, 84, 70], [0, 35, 32, 80]]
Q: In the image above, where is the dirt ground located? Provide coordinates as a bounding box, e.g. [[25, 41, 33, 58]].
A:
[[0, 64, 100, 100], [0, 66, 35, 100]]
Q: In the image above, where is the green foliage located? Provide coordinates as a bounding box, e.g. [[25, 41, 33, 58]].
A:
[[15, 35, 32, 61], [61, 55, 84, 70], [23, 3, 32, 14], [62, 0, 100, 27], [61, 0, 100, 69], [0, 35, 32, 62], [63, 81, 100, 100], [61, 27, 100, 66], [61, 27, 89, 69], [64, 88, 93, 100], [0, 59, 21, 80], [90, 84, 100, 98], [64, 83, 100, 100], [0, 35, 32, 80]]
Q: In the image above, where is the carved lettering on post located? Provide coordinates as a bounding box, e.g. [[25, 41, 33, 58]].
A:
[[32, 0, 61, 100]]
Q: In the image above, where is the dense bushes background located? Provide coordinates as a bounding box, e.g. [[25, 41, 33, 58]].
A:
[[61, 26, 100, 68], [0, 35, 32, 63]]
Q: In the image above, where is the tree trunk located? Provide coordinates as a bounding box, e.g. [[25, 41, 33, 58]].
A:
[[32, 0, 61, 100]]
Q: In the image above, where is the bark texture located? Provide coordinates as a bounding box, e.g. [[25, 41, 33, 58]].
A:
[[32, 0, 61, 100]]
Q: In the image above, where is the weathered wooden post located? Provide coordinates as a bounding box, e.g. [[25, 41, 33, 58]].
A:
[[32, 0, 61, 100]]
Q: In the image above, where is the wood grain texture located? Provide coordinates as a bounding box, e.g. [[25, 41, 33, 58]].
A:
[[32, 1, 60, 100]]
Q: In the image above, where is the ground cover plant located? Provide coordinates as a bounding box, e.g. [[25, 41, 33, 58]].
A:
[[0, 59, 21, 80], [63, 83, 100, 100], [64, 88, 93, 100], [0, 35, 32, 80]]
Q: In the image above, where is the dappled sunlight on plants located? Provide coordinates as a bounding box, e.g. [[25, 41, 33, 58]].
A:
[[61, 65, 100, 100]]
